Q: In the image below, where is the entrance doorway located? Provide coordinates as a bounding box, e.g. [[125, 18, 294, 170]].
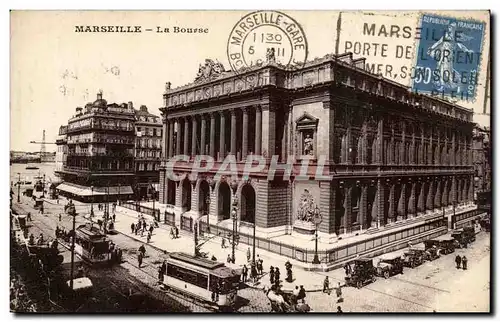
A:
[[182, 179, 191, 211], [240, 184, 256, 224], [218, 181, 231, 220]]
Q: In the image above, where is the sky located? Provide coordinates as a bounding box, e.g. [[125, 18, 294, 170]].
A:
[[10, 10, 490, 152]]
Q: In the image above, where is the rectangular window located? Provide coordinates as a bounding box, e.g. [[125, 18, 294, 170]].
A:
[[153, 129, 157, 137]]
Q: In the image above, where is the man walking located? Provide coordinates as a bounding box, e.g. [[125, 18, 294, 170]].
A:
[[336, 282, 343, 303], [455, 255, 462, 269], [246, 247, 251, 262], [462, 255, 468, 270], [323, 276, 330, 294], [242, 264, 248, 283], [138, 252, 143, 268], [131, 223, 135, 234]]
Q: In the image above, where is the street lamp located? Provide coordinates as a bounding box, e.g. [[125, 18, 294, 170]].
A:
[[206, 195, 211, 233], [17, 173, 21, 203], [312, 206, 323, 265], [90, 186, 94, 218], [152, 186, 157, 221], [231, 203, 238, 263], [67, 203, 77, 290]]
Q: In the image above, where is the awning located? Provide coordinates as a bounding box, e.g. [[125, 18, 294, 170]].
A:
[[56, 183, 85, 195], [56, 183, 133, 196]]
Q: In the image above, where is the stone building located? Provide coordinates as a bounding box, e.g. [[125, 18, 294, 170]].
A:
[[134, 105, 163, 200], [54, 125, 68, 179], [56, 91, 136, 202], [472, 125, 491, 210], [158, 54, 481, 264]]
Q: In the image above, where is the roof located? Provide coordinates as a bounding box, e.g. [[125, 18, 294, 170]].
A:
[[168, 252, 224, 270], [355, 258, 373, 263]]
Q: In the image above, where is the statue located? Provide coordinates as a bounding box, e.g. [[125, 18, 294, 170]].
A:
[[303, 134, 314, 156], [297, 189, 318, 222], [165, 82, 171, 91], [194, 59, 226, 83], [266, 48, 276, 63]]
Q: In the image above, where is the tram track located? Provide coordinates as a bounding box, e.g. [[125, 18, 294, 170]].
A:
[[30, 213, 219, 312]]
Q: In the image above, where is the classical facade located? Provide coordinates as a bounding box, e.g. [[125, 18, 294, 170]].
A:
[[56, 92, 136, 202], [134, 105, 163, 200], [158, 54, 478, 261], [472, 125, 491, 210]]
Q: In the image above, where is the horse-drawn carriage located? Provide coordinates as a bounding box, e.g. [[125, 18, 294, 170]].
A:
[[344, 258, 377, 289]]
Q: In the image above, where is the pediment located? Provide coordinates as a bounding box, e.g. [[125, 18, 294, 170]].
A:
[[295, 112, 319, 127]]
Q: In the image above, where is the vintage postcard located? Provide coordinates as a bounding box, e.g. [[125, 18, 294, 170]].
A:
[[9, 10, 491, 313]]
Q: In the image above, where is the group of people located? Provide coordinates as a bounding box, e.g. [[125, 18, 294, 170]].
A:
[[131, 216, 159, 243], [10, 271, 37, 312], [455, 255, 468, 270], [323, 277, 344, 302], [240, 254, 264, 283]]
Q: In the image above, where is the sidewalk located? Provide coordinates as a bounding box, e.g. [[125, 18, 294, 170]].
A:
[[112, 207, 341, 292]]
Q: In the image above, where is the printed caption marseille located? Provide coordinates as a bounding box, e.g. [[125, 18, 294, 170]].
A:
[[74, 25, 209, 34]]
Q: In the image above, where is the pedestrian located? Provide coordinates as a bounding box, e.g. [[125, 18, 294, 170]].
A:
[[149, 225, 154, 235], [337, 306, 343, 313], [143, 221, 147, 231], [462, 256, 468, 270], [58, 213, 61, 222], [158, 265, 164, 283], [323, 276, 330, 294], [298, 285, 306, 301], [161, 260, 166, 275], [138, 252, 143, 268], [141, 226, 145, 237], [336, 282, 343, 303], [57, 198, 59, 204], [27, 212, 32, 222], [269, 266, 275, 285], [247, 247, 251, 262], [112, 213, 116, 223], [227, 254, 232, 263], [221, 237, 226, 249], [274, 267, 281, 285], [257, 255, 263, 275], [131, 223, 135, 234], [139, 244, 146, 257], [147, 231, 152, 243], [251, 263, 258, 283], [242, 264, 248, 283], [293, 285, 300, 298], [455, 254, 462, 269]]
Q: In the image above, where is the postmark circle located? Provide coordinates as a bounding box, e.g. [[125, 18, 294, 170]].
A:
[[227, 10, 308, 73]]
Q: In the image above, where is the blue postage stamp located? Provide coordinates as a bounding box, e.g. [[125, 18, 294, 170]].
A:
[[412, 14, 485, 101]]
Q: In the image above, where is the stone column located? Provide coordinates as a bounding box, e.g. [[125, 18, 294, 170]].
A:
[[200, 114, 207, 155], [428, 128, 433, 165], [451, 176, 457, 204], [377, 180, 386, 226], [176, 119, 182, 156], [255, 106, 262, 156], [401, 122, 406, 165], [191, 116, 198, 156], [417, 181, 426, 213], [434, 180, 442, 208], [462, 178, 468, 202], [242, 107, 249, 160], [468, 175, 474, 201], [371, 183, 379, 228], [161, 114, 167, 160], [411, 130, 416, 165], [230, 109, 237, 156], [451, 132, 456, 165], [346, 127, 352, 165], [168, 118, 174, 158], [426, 181, 434, 210], [441, 180, 449, 206], [377, 118, 384, 164], [360, 184, 368, 229], [387, 183, 396, 223], [319, 182, 336, 234], [407, 181, 416, 217], [397, 183, 406, 221], [343, 185, 352, 234], [435, 130, 440, 165], [389, 130, 395, 165], [261, 103, 276, 159], [209, 113, 216, 158], [219, 111, 226, 160], [419, 126, 425, 165], [183, 117, 190, 155]]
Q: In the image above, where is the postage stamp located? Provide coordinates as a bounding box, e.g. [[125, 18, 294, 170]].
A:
[[226, 10, 308, 73], [412, 14, 485, 101]]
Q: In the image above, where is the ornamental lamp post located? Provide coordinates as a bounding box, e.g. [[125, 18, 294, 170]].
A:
[[206, 195, 211, 233], [17, 173, 21, 203], [90, 186, 94, 218], [230, 180, 239, 263], [312, 206, 323, 265], [67, 203, 77, 290]]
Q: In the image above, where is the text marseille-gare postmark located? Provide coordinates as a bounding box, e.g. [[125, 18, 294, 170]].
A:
[[227, 11, 308, 75]]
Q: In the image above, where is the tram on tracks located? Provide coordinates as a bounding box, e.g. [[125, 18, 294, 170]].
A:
[[163, 252, 241, 308], [70, 224, 122, 266]]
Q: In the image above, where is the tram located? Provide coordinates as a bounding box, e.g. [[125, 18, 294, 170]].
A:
[[163, 252, 241, 308], [72, 224, 121, 266]]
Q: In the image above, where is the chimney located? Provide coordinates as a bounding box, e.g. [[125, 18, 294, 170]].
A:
[[140, 105, 148, 112], [128, 101, 133, 110]]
